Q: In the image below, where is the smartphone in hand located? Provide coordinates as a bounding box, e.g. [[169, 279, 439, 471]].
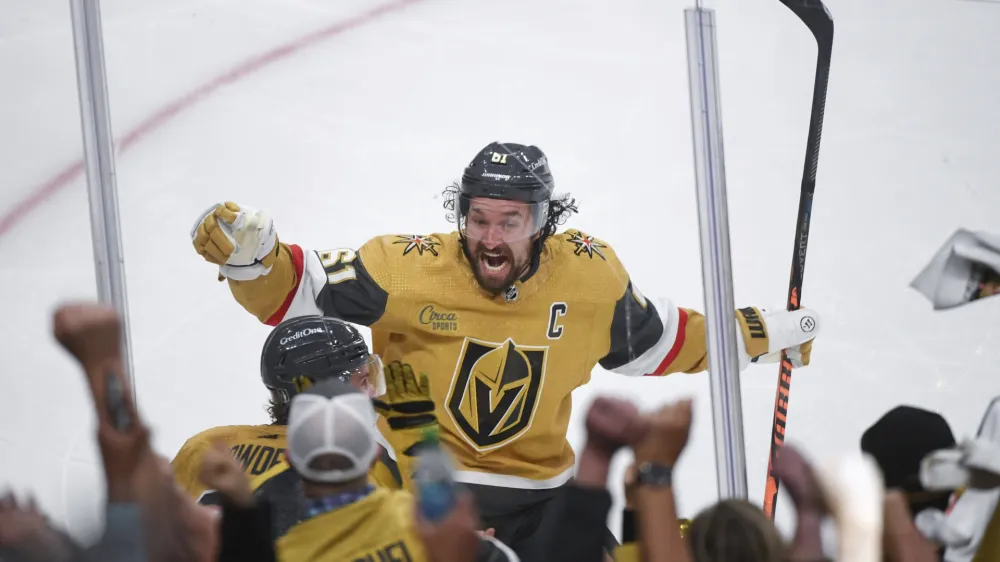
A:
[[105, 370, 132, 431]]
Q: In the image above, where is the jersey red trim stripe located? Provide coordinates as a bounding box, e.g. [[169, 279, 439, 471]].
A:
[[265, 244, 305, 327], [645, 307, 689, 377]]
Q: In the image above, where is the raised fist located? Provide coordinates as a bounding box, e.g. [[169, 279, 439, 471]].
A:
[[191, 201, 278, 280], [198, 441, 253, 508], [585, 396, 647, 459], [771, 444, 826, 515], [633, 398, 693, 466]]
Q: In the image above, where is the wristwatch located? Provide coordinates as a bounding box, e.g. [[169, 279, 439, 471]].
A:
[[636, 462, 673, 486]]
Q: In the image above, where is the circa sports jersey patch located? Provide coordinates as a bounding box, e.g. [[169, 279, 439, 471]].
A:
[[393, 234, 441, 256], [445, 337, 548, 452], [418, 305, 459, 332], [566, 231, 607, 260]]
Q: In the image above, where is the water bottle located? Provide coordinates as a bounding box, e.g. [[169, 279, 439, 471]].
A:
[[415, 427, 458, 522]]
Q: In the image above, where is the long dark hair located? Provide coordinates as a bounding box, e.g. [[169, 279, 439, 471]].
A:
[[267, 398, 289, 425]]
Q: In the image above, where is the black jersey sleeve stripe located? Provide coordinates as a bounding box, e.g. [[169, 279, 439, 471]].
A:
[[598, 282, 664, 372], [311, 251, 389, 327]]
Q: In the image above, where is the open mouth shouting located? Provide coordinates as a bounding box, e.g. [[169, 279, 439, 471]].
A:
[[474, 245, 518, 289], [481, 249, 510, 273]]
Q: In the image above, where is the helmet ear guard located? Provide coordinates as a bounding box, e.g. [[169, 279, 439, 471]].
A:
[[268, 387, 290, 405]]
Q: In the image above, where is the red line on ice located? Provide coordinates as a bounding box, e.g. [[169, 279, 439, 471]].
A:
[[0, 0, 423, 239]]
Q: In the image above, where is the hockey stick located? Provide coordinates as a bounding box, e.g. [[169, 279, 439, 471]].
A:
[[762, 0, 833, 521]]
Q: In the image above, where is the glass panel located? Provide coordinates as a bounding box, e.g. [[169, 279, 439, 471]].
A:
[[3, 0, 998, 545], [0, 0, 102, 540]]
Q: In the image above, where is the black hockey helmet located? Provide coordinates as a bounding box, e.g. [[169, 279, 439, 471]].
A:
[[457, 142, 553, 237], [260, 315, 383, 404]]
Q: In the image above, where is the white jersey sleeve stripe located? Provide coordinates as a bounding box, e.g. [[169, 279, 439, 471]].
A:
[[610, 298, 681, 377], [280, 249, 325, 320]]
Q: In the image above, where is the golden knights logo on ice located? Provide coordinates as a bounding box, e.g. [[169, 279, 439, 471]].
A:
[[446, 337, 548, 451]]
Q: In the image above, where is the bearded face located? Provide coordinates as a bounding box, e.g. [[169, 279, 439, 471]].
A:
[[463, 198, 537, 293]]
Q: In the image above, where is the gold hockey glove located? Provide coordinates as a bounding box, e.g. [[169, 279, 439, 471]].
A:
[[373, 361, 437, 456], [191, 202, 240, 265], [191, 201, 279, 281]]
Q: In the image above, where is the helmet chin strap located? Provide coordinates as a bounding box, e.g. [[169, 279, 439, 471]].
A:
[[513, 259, 532, 281]]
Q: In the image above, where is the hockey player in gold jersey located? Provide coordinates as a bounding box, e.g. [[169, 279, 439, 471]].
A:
[[276, 375, 517, 562], [172, 315, 402, 519], [191, 141, 821, 558]]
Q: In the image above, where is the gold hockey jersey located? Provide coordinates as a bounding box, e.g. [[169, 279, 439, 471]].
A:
[[172, 424, 401, 501], [172, 425, 291, 500], [224, 230, 712, 489], [277, 488, 427, 562]]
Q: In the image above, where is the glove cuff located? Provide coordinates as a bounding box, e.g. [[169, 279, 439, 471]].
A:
[[220, 262, 273, 281], [387, 414, 437, 431], [736, 307, 770, 360]]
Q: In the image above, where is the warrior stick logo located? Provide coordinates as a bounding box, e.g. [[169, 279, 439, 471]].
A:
[[445, 337, 548, 451], [738, 307, 767, 339]]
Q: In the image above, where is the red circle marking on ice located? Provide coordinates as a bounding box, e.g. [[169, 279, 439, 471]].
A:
[[0, 0, 424, 239]]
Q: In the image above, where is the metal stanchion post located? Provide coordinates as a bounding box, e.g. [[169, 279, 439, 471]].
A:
[[684, 4, 747, 499], [70, 0, 135, 398]]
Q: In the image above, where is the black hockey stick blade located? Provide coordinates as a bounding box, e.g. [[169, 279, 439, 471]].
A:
[[780, 0, 834, 47], [762, 0, 833, 521]]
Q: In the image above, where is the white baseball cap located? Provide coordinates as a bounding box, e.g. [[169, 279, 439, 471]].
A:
[[286, 378, 379, 484]]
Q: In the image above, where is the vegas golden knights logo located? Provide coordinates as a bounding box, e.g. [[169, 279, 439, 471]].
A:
[[446, 337, 548, 451]]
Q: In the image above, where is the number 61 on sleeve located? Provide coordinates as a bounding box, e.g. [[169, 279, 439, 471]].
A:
[[318, 249, 357, 284]]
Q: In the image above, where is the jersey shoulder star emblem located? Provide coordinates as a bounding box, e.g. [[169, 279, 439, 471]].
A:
[[393, 234, 441, 257], [565, 230, 607, 260]]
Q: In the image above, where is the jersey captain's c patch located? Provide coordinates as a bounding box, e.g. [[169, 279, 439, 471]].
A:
[[445, 337, 548, 452]]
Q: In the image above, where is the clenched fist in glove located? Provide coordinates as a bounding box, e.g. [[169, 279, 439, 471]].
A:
[[191, 201, 278, 281], [735, 306, 819, 370]]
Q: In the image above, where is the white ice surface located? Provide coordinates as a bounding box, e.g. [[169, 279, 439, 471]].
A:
[[2, 0, 999, 542]]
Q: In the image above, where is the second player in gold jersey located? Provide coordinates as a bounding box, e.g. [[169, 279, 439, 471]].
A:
[[172, 316, 402, 527]]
